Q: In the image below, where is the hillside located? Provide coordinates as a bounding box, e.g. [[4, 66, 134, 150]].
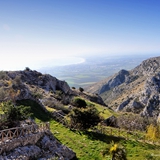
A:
[[0, 68, 108, 159], [1, 99, 159, 160], [0, 68, 105, 108], [0, 66, 160, 159], [86, 56, 160, 122]]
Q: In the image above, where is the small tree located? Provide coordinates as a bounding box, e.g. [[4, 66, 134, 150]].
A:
[[1, 101, 32, 122], [25, 67, 31, 71], [79, 87, 84, 92], [69, 106, 101, 130], [72, 97, 87, 108]]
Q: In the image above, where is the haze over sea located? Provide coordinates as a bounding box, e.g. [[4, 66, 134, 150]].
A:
[[0, 55, 85, 71], [39, 56, 85, 69], [1, 1, 160, 75], [39, 53, 160, 88]]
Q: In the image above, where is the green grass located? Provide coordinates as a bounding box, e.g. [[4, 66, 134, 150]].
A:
[[17, 99, 160, 160], [84, 98, 115, 119], [0, 106, 4, 114], [49, 121, 160, 160]]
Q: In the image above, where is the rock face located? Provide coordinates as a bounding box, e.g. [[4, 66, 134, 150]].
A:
[[86, 56, 160, 121], [99, 69, 129, 94], [0, 69, 105, 108], [0, 131, 76, 160], [7, 69, 71, 94]]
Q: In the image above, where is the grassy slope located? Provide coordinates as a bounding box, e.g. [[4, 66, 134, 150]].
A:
[[49, 121, 160, 160], [16, 99, 160, 160]]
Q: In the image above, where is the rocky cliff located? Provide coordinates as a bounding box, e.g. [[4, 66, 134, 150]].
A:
[[0, 68, 106, 159], [86, 56, 160, 121], [0, 68, 105, 109], [0, 130, 76, 160], [7, 69, 71, 94]]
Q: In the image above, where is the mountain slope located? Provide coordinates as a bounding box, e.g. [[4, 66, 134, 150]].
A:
[[86, 56, 160, 121]]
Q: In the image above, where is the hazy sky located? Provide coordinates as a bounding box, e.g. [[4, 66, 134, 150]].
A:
[[0, 0, 160, 70]]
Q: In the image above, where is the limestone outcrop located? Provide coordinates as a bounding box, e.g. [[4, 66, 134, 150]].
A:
[[99, 69, 129, 94], [0, 130, 76, 160], [86, 56, 160, 121], [7, 69, 71, 94]]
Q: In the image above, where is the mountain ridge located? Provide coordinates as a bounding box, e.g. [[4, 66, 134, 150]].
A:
[[86, 56, 160, 122]]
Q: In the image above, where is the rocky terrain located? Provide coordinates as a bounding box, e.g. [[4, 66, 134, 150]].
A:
[[0, 68, 106, 159], [0, 68, 105, 108], [0, 130, 76, 160], [86, 56, 160, 122]]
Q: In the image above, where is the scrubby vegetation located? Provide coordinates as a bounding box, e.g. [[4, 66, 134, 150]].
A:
[[0, 101, 32, 129], [0, 69, 160, 160], [0, 96, 159, 160], [117, 113, 157, 131], [72, 97, 87, 108], [69, 105, 101, 130], [146, 124, 160, 141]]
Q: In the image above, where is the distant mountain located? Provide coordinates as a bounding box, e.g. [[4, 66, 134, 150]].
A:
[[40, 54, 155, 88], [86, 56, 160, 122]]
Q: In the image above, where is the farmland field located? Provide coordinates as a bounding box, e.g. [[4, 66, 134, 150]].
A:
[[40, 53, 160, 88]]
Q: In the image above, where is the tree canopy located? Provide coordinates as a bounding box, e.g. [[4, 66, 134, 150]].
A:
[[0, 101, 32, 128], [69, 105, 101, 130]]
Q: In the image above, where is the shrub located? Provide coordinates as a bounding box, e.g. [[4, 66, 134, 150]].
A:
[[117, 113, 156, 131], [102, 142, 127, 160], [79, 87, 84, 92], [0, 101, 32, 128], [14, 75, 22, 85], [109, 143, 127, 160], [32, 92, 43, 99], [1, 101, 32, 121], [25, 67, 31, 71], [72, 97, 87, 108], [44, 99, 70, 114], [0, 87, 8, 101], [0, 71, 9, 80], [146, 124, 160, 141], [55, 90, 64, 100], [69, 105, 101, 130]]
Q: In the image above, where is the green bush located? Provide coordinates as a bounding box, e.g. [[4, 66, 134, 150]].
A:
[[72, 97, 87, 108], [102, 142, 127, 160], [1, 101, 32, 121], [69, 105, 101, 130], [79, 87, 84, 92]]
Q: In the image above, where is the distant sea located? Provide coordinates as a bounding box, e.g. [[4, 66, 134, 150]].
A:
[[48, 57, 85, 67], [38, 56, 86, 72], [39, 53, 160, 88]]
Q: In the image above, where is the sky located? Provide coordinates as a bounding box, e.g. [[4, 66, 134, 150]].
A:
[[0, 0, 160, 70]]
